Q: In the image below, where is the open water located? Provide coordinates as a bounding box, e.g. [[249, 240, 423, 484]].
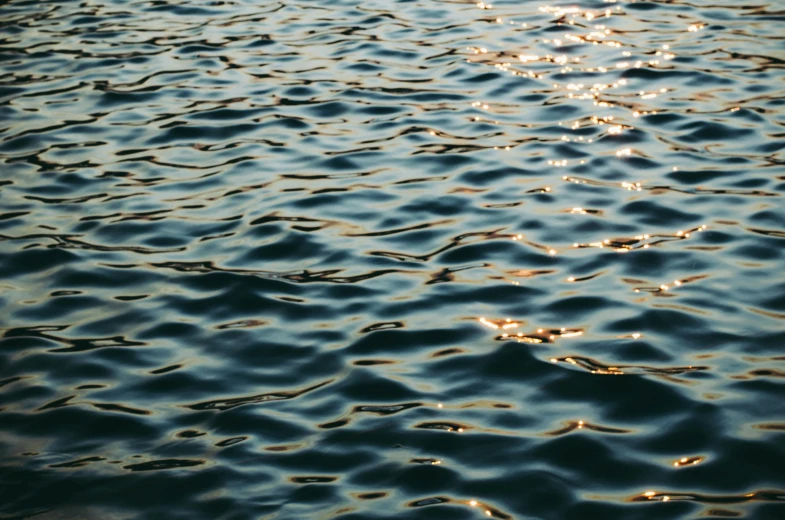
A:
[[1, 0, 784, 518]]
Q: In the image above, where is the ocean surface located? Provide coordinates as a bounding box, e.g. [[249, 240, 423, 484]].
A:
[[1, 0, 784, 518]]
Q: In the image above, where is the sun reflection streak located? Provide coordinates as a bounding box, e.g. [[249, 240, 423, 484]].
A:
[[492, 326, 585, 345], [569, 225, 709, 254], [672, 455, 704, 468]]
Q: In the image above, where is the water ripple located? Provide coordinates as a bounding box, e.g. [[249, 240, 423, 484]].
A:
[[1, 0, 784, 519]]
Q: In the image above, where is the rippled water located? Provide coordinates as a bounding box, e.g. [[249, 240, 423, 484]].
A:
[[2, 0, 785, 518]]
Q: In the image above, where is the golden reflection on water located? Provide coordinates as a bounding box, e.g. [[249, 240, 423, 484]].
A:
[[477, 320, 586, 345], [630, 490, 783, 504], [568, 225, 709, 254], [467, 498, 512, 520], [672, 455, 704, 468]]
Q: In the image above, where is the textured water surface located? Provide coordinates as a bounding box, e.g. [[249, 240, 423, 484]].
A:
[[1, 0, 785, 518]]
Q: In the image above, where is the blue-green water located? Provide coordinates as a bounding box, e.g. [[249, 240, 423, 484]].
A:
[[1, 0, 784, 518]]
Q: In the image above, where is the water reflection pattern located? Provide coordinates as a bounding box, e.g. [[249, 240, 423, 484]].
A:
[[1, 0, 784, 519]]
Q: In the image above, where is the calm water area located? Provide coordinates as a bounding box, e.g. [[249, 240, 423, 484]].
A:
[[1, 0, 784, 518]]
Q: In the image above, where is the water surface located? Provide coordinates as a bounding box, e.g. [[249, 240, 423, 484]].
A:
[[1, 0, 785, 518]]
